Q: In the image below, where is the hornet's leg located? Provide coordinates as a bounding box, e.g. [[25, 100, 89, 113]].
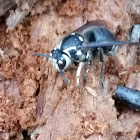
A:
[[103, 45, 118, 56], [83, 51, 93, 84], [98, 47, 104, 88], [76, 62, 85, 92], [83, 61, 92, 84]]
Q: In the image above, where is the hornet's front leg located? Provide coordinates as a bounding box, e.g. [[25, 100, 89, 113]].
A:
[[83, 61, 92, 84], [76, 62, 85, 92]]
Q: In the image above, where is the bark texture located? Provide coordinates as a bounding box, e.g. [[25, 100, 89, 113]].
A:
[[0, 0, 139, 139]]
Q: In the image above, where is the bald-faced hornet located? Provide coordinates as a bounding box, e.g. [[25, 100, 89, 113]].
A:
[[33, 20, 139, 90]]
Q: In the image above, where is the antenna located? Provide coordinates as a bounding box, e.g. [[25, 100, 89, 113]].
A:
[[33, 53, 51, 58]]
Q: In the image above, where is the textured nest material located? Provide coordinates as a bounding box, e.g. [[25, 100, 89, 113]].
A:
[[0, 0, 139, 140]]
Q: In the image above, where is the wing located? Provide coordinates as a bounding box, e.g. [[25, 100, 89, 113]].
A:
[[81, 40, 140, 49]]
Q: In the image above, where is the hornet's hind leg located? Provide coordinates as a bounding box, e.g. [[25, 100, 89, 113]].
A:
[[97, 47, 104, 89], [83, 61, 92, 84], [83, 51, 93, 84], [103, 45, 118, 56], [98, 45, 118, 88]]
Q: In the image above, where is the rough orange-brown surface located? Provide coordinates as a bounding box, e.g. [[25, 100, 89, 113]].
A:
[[0, 0, 139, 139]]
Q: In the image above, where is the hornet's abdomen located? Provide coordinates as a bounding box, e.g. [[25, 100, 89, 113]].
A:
[[74, 21, 118, 55]]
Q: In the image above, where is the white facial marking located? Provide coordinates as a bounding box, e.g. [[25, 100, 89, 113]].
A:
[[49, 54, 59, 71], [62, 54, 72, 70], [58, 60, 63, 64]]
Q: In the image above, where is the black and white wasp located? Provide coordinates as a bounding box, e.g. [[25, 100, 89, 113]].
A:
[[33, 20, 139, 90]]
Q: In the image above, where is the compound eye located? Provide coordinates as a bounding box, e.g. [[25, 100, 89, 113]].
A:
[[58, 59, 66, 69]]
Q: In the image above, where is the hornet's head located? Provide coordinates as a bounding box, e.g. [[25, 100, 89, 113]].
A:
[[33, 33, 84, 84], [49, 49, 72, 72], [33, 50, 70, 84]]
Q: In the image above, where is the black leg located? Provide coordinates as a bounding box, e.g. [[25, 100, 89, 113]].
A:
[[100, 60, 104, 88], [58, 65, 68, 85], [98, 48, 104, 89]]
